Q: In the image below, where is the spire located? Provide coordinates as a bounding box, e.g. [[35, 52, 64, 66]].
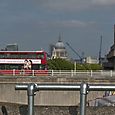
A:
[[58, 33, 62, 42], [55, 33, 65, 49]]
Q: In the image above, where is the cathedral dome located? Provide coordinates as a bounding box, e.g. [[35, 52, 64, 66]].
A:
[[51, 35, 68, 59], [55, 36, 65, 49], [55, 41, 65, 49]]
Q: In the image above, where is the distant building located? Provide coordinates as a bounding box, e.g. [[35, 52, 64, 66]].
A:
[[5, 43, 18, 51], [49, 44, 55, 57], [51, 35, 68, 59], [106, 25, 115, 69], [85, 56, 99, 64]]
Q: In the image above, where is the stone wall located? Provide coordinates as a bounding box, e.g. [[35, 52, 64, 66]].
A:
[[0, 83, 104, 106]]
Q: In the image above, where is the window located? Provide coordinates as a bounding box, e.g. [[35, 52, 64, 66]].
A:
[[0, 54, 6, 58], [27, 54, 37, 59], [37, 54, 44, 59]]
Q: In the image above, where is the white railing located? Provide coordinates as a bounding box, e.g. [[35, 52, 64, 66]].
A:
[[48, 70, 115, 77], [0, 69, 115, 77]]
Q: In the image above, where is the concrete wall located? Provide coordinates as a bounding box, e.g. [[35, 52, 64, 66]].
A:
[[0, 83, 104, 106]]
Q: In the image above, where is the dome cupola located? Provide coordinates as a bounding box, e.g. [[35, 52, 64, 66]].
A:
[[55, 35, 65, 49]]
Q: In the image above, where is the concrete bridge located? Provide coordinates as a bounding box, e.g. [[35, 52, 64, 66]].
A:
[[0, 75, 115, 106]]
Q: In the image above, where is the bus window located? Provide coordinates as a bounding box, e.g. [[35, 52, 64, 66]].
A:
[[27, 54, 37, 59], [8, 54, 18, 58], [0, 54, 5, 58], [39, 65, 45, 70], [37, 54, 44, 59]]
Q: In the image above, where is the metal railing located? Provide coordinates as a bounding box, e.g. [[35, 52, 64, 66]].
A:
[[1, 69, 115, 77], [48, 70, 115, 77], [15, 82, 115, 115]]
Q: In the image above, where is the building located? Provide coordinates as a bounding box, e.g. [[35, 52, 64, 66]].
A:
[[5, 43, 18, 51], [49, 44, 55, 57], [85, 56, 99, 64], [51, 35, 68, 59], [106, 25, 115, 69]]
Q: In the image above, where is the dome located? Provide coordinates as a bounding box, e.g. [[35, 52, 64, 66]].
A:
[[55, 35, 65, 49], [51, 35, 68, 59], [55, 41, 65, 49]]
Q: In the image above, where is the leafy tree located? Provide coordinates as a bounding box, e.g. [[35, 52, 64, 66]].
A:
[[48, 58, 73, 70], [47, 58, 102, 70]]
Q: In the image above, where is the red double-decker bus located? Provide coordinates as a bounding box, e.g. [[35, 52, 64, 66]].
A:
[[0, 50, 48, 76]]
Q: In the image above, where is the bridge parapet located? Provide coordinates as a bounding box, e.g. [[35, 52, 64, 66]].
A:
[[0, 76, 115, 107]]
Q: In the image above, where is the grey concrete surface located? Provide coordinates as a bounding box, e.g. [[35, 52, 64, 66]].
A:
[[0, 103, 115, 115]]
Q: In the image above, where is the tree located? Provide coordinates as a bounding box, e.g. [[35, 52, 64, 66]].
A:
[[48, 58, 73, 70], [47, 58, 102, 70]]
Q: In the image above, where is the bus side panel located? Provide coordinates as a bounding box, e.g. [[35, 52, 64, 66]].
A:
[[0, 70, 13, 76], [0, 70, 48, 76], [0, 70, 21, 76]]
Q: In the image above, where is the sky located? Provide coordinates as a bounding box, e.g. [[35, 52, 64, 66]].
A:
[[0, 0, 115, 59]]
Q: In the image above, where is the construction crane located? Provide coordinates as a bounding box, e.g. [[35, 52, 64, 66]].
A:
[[66, 42, 82, 62], [99, 36, 102, 64], [66, 42, 89, 70]]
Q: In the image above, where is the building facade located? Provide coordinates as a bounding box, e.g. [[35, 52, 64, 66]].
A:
[[106, 25, 115, 69], [5, 43, 18, 51], [85, 56, 99, 64]]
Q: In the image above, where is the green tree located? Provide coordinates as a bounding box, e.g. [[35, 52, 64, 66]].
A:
[[48, 58, 73, 70], [47, 58, 102, 70]]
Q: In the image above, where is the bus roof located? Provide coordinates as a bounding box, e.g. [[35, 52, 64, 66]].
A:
[[0, 50, 45, 53]]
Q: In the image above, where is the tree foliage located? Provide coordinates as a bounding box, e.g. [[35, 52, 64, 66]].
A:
[[47, 58, 102, 70], [48, 58, 73, 70]]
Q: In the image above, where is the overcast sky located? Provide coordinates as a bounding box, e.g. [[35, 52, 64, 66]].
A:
[[0, 0, 115, 59]]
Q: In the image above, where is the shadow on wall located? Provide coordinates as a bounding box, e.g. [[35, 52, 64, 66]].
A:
[[1, 106, 8, 115]]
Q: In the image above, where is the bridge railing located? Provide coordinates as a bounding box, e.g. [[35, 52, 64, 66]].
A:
[[48, 70, 115, 77], [0, 69, 115, 77]]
